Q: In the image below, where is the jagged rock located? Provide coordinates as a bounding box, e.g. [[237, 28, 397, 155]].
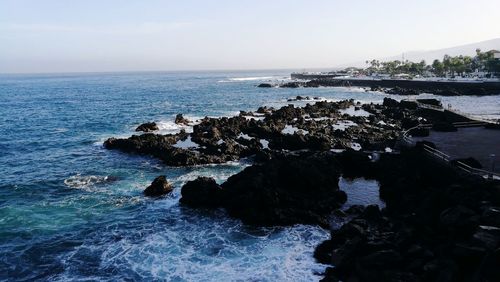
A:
[[180, 177, 223, 207], [257, 83, 272, 88], [220, 153, 346, 227], [382, 97, 399, 108], [175, 114, 191, 125], [135, 122, 159, 132], [144, 175, 173, 196]]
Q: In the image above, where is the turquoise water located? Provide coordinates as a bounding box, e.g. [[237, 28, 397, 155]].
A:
[[1, 71, 499, 281]]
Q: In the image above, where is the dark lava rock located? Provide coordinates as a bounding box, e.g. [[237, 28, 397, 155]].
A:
[[179, 152, 346, 227], [385, 87, 421, 96], [220, 153, 346, 227], [382, 97, 399, 108], [135, 122, 159, 132], [281, 81, 302, 88], [175, 114, 191, 125], [257, 83, 272, 88], [144, 175, 173, 196], [180, 177, 223, 207], [316, 147, 500, 282]]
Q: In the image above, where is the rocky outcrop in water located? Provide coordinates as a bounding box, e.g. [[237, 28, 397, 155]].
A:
[[135, 122, 159, 132], [144, 175, 173, 196], [180, 177, 223, 207], [104, 98, 476, 167], [180, 152, 347, 227], [104, 100, 410, 166], [257, 83, 272, 88], [175, 114, 191, 125]]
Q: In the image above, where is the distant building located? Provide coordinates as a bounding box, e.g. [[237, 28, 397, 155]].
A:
[[490, 50, 500, 59]]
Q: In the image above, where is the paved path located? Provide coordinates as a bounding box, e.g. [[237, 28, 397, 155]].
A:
[[413, 127, 500, 173]]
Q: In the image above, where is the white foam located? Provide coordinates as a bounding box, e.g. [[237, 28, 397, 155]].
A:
[[237, 133, 253, 140], [242, 115, 265, 121], [340, 106, 371, 117], [351, 142, 362, 151], [260, 139, 269, 149], [173, 136, 200, 149], [282, 125, 309, 135], [332, 120, 357, 131], [229, 76, 274, 81], [91, 218, 329, 281], [64, 174, 112, 191]]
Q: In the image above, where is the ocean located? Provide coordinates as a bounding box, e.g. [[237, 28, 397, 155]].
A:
[[1, 70, 499, 281]]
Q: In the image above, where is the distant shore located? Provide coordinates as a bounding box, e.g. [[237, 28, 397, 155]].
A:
[[258, 74, 500, 96]]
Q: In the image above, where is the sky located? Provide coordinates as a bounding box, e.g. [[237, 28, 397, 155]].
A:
[[1, 0, 500, 73]]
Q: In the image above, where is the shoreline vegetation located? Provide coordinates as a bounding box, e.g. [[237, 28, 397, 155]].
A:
[[105, 97, 500, 281], [259, 49, 500, 96]]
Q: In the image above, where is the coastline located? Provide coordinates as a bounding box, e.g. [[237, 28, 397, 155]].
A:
[[263, 75, 500, 96], [105, 96, 500, 280]]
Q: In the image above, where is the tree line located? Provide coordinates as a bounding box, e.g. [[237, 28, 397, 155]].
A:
[[362, 49, 500, 78]]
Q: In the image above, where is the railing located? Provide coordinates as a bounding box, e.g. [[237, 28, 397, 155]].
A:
[[403, 98, 499, 125], [401, 125, 500, 180]]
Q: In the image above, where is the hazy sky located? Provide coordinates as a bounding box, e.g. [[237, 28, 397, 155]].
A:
[[1, 0, 500, 73]]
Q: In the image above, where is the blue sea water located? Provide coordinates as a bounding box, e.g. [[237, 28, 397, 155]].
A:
[[1, 70, 499, 281]]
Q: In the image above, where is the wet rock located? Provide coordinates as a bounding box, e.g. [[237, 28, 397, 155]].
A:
[[257, 83, 273, 88], [135, 122, 159, 132], [385, 87, 421, 96], [280, 81, 302, 88], [221, 153, 346, 227], [316, 147, 500, 281], [382, 97, 399, 108], [180, 177, 223, 207], [175, 114, 191, 125], [144, 175, 173, 196]]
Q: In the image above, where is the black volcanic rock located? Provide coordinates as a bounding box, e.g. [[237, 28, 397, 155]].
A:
[[175, 114, 191, 125], [135, 122, 159, 132], [144, 175, 173, 196], [315, 148, 500, 282], [222, 153, 346, 227], [180, 152, 347, 227], [257, 83, 272, 88], [180, 177, 223, 207]]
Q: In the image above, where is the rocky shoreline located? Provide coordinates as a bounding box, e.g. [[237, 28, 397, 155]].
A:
[[104, 98, 499, 281], [104, 98, 473, 166], [259, 78, 500, 96]]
